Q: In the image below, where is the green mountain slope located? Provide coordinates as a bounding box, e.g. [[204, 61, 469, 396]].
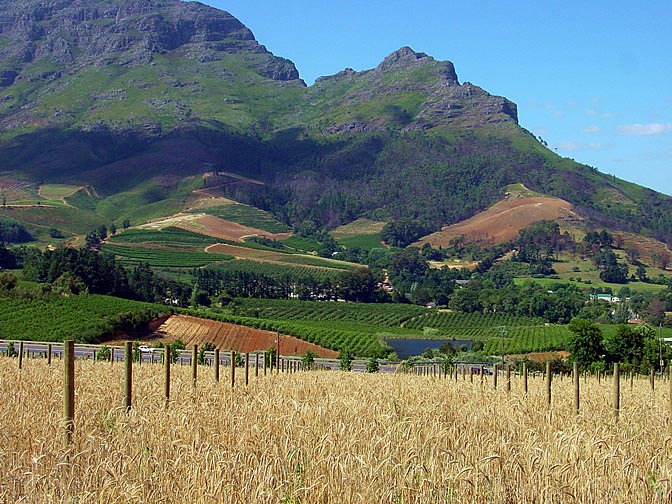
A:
[[0, 0, 671, 246]]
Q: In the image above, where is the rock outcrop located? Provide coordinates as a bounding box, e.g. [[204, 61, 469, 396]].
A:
[[0, 0, 302, 81]]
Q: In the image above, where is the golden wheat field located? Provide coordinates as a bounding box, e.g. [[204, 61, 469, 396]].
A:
[[1, 357, 672, 503]]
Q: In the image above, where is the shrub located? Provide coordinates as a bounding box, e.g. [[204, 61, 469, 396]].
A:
[[5, 341, 17, 357], [301, 351, 316, 370], [198, 342, 216, 365], [339, 349, 353, 371], [96, 346, 111, 361], [366, 357, 379, 373]]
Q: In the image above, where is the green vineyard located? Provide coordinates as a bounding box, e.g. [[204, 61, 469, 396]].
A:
[[207, 260, 346, 281], [101, 243, 234, 267], [108, 227, 220, 248], [402, 311, 545, 332], [0, 295, 169, 343], [224, 299, 573, 357], [233, 298, 428, 327], [194, 204, 290, 233]]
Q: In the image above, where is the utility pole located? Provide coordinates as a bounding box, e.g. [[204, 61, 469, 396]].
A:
[[499, 326, 507, 364]]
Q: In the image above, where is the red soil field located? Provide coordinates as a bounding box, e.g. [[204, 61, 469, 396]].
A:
[[417, 196, 576, 247], [154, 315, 338, 357]]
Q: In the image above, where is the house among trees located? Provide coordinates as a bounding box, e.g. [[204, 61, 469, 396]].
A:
[[590, 294, 622, 303]]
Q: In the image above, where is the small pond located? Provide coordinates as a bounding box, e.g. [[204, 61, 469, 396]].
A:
[[386, 339, 473, 360]]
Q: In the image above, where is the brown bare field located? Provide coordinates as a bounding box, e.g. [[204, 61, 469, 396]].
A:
[[156, 315, 338, 357], [3, 359, 672, 503], [140, 213, 291, 242], [175, 214, 292, 242], [417, 196, 576, 247]]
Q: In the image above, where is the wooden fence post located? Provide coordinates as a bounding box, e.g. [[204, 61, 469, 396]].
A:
[[124, 341, 132, 412], [493, 364, 498, 390], [214, 348, 220, 382], [63, 340, 75, 447], [164, 344, 171, 408], [255, 353, 260, 377], [650, 369, 655, 391], [47, 343, 52, 366], [546, 361, 552, 406], [523, 362, 528, 394], [245, 353, 249, 386], [506, 364, 511, 394], [668, 367, 672, 435], [231, 351, 236, 388], [192, 344, 198, 387], [18, 341, 24, 369], [573, 362, 580, 415], [613, 363, 621, 422]]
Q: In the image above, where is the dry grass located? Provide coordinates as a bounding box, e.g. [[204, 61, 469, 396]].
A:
[[1, 358, 672, 503], [417, 196, 576, 248]]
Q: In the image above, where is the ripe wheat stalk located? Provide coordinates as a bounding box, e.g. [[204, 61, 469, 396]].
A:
[[1, 357, 671, 503]]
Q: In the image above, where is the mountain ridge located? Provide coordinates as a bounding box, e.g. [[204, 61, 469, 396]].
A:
[[0, 0, 671, 248]]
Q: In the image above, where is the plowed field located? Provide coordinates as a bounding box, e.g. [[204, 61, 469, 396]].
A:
[[175, 214, 292, 242], [156, 315, 338, 357], [417, 196, 576, 247]]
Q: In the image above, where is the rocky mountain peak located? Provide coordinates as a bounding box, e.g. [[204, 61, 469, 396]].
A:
[[376, 47, 431, 71], [0, 0, 301, 83], [375, 46, 459, 83]]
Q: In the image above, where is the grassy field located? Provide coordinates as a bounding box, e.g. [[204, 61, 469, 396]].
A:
[[330, 218, 386, 250], [39, 184, 83, 201], [528, 250, 672, 294], [2, 359, 671, 503], [514, 274, 669, 294]]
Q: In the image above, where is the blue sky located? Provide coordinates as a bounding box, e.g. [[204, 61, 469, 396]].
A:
[[203, 1, 672, 196]]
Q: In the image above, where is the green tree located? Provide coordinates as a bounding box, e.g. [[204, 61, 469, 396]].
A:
[[96, 346, 111, 361], [0, 272, 18, 293], [339, 349, 353, 371], [636, 264, 648, 282], [265, 346, 277, 368], [567, 318, 605, 370], [337, 268, 379, 302], [170, 338, 186, 363], [5, 341, 17, 357], [599, 263, 629, 284], [132, 341, 141, 363], [301, 351, 316, 370], [197, 342, 216, 365], [366, 356, 379, 373], [191, 289, 211, 308], [604, 324, 661, 372]]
